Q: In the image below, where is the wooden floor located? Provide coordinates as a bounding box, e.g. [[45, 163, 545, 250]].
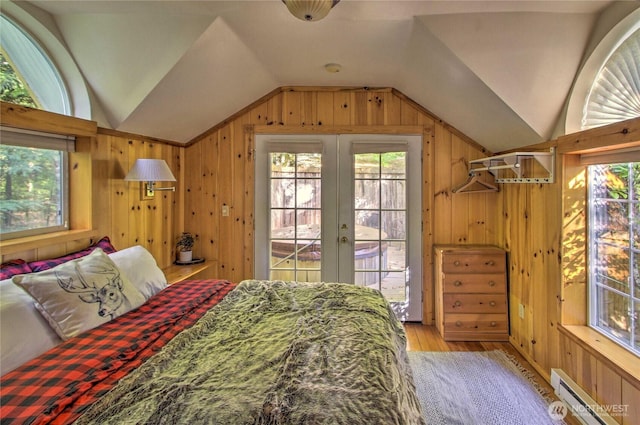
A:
[[403, 323, 558, 404]]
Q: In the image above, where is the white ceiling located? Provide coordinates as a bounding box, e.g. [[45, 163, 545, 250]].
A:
[[13, 0, 635, 152]]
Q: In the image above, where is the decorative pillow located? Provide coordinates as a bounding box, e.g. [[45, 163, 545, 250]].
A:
[[0, 278, 62, 376], [13, 248, 145, 340], [109, 246, 168, 300], [28, 236, 117, 272], [0, 259, 32, 280]]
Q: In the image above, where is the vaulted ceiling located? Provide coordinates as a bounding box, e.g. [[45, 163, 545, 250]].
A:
[[12, 1, 639, 152]]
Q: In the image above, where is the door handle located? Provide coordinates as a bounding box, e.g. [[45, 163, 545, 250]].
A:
[[340, 236, 349, 243]]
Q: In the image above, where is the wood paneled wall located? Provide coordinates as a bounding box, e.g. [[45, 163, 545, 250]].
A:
[[85, 130, 184, 269], [503, 117, 640, 425], [185, 87, 502, 323], [502, 159, 563, 374]]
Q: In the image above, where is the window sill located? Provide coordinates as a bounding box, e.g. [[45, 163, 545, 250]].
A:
[[0, 229, 98, 256], [559, 325, 640, 385]]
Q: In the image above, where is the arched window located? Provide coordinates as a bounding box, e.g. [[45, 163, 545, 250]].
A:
[[0, 14, 79, 239], [0, 14, 71, 115], [582, 28, 640, 130]]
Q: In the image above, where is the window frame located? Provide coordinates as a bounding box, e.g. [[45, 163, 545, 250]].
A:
[[0, 127, 74, 240], [586, 157, 640, 356]]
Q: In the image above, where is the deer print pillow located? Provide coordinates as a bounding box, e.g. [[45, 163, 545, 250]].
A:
[[12, 248, 146, 340]]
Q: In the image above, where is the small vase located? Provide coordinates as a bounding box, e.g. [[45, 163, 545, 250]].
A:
[[178, 251, 193, 263]]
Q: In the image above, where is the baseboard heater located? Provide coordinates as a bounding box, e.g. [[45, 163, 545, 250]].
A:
[[550, 369, 618, 425]]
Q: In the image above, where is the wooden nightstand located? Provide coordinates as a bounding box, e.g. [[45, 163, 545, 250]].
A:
[[163, 260, 214, 285]]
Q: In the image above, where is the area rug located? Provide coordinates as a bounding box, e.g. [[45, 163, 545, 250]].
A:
[[407, 350, 565, 425]]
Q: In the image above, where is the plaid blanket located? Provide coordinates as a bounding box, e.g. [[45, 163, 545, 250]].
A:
[[0, 279, 236, 425]]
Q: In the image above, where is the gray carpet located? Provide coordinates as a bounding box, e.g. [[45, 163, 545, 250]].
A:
[[407, 350, 565, 425]]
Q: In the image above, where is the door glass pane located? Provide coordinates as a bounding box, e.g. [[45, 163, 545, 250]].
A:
[[296, 179, 320, 208], [355, 180, 380, 209], [381, 152, 406, 179], [270, 179, 295, 208], [269, 153, 321, 282], [354, 151, 408, 302], [355, 154, 380, 177], [382, 180, 406, 209], [382, 210, 406, 239]]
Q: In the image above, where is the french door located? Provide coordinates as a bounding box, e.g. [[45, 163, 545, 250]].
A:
[[255, 134, 422, 321]]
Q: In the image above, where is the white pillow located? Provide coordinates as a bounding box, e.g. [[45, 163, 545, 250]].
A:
[[108, 245, 167, 300], [13, 248, 146, 340], [0, 278, 62, 376]]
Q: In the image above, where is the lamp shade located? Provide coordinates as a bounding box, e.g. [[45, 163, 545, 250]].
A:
[[124, 159, 176, 182], [282, 0, 340, 22]]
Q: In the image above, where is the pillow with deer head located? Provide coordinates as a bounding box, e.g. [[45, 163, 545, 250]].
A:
[[12, 248, 146, 340]]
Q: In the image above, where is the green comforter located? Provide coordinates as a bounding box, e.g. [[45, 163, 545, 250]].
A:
[[75, 280, 425, 424]]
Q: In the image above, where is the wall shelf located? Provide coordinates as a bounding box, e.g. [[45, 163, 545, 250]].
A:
[[469, 147, 555, 183]]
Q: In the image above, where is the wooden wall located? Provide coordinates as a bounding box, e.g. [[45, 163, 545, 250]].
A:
[[185, 87, 503, 323], [0, 102, 184, 270], [503, 117, 640, 425], [85, 130, 183, 269]]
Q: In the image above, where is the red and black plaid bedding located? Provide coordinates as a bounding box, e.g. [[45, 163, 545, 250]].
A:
[[0, 279, 236, 425]]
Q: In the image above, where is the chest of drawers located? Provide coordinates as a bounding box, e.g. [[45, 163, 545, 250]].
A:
[[434, 245, 509, 341]]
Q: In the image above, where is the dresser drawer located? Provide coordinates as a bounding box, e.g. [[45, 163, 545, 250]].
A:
[[443, 313, 508, 333], [442, 293, 507, 314], [442, 274, 505, 293], [441, 253, 505, 274]]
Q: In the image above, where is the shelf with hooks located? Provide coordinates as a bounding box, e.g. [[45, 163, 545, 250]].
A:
[[468, 147, 555, 183]]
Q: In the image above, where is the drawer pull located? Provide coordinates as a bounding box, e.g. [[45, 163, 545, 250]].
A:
[[453, 260, 461, 266], [454, 301, 462, 307], [488, 280, 496, 287], [455, 321, 463, 327], [490, 321, 497, 327], [487, 260, 495, 266], [489, 301, 496, 307], [453, 280, 462, 287]]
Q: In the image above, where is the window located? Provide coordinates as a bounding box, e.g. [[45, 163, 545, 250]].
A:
[[582, 28, 640, 130], [0, 14, 78, 240], [0, 128, 74, 239], [588, 162, 640, 354], [0, 14, 71, 115]]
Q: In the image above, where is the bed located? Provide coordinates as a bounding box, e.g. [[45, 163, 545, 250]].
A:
[[0, 239, 425, 424]]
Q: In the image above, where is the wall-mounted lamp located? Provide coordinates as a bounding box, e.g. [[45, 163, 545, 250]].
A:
[[124, 159, 176, 199]]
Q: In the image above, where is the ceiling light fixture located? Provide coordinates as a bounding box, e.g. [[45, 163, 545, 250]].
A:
[[282, 0, 340, 22]]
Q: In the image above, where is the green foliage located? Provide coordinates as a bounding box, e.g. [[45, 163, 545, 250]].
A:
[[0, 145, 62, 232], [0, 50, 38, 108], [604, 163, 640, 200], [176, 232, 196, 252]]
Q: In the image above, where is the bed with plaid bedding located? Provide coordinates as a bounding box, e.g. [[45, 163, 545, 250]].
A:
[[0, 279, 236, 425], [1, 280, 424, 425]]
